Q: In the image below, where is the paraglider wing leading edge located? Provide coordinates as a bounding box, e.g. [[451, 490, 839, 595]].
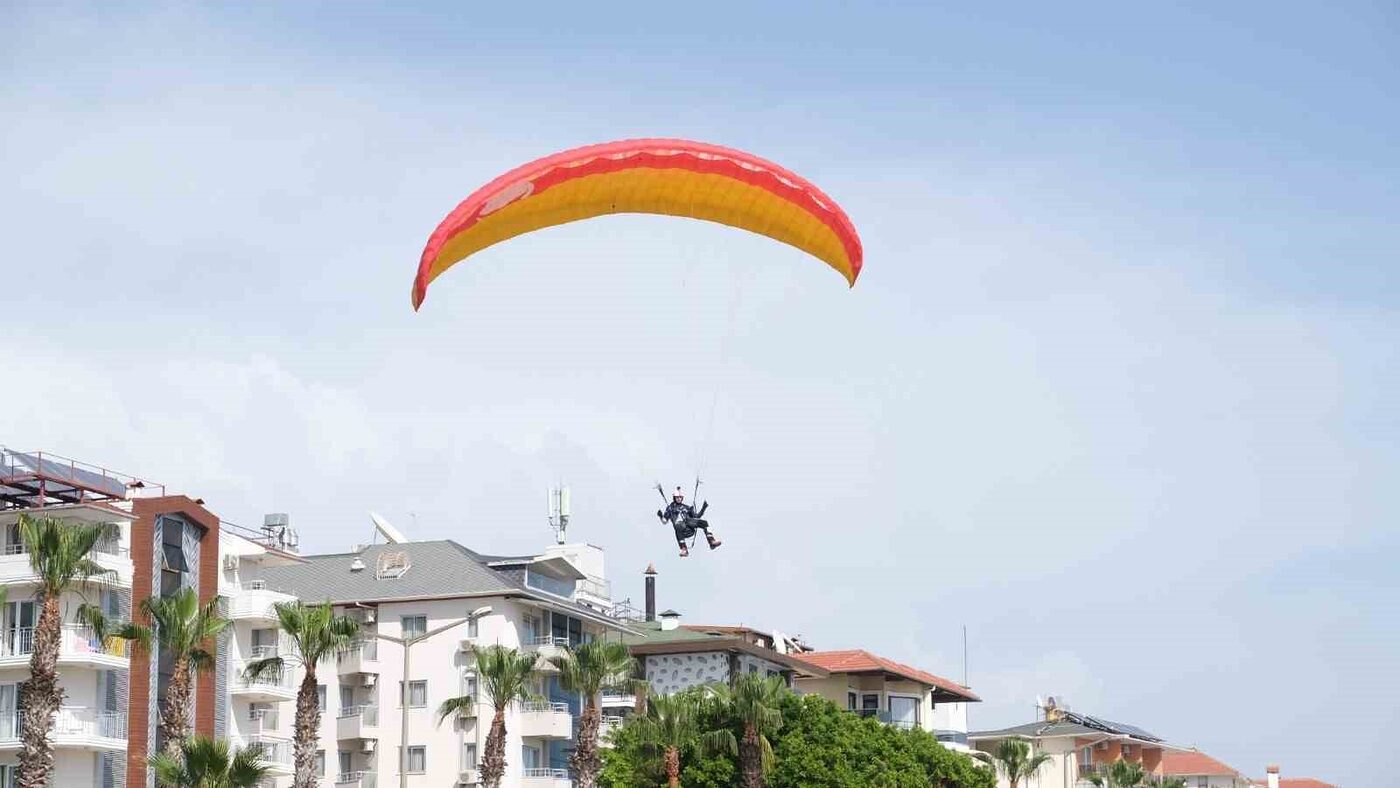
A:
[[411, 138, 863, 309]]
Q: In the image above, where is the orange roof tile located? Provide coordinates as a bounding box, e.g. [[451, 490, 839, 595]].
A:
[[1279, 779, 1337, 788], [1160, 750, 1240, 777], [798, 649, 980, 701]]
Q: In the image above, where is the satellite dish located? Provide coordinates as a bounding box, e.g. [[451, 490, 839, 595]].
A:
[[370, 512, 408, 544]]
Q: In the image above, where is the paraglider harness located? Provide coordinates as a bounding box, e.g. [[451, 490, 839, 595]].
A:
[[656, 483, 720, 556]]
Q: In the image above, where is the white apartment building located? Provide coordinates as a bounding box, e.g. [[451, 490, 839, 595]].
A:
[[218, 533, 632, 788]]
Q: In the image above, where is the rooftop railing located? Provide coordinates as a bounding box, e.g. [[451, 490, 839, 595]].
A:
[[520, 701, 569, 714]]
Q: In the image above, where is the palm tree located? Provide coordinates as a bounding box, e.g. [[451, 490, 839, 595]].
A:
[[244, 601, 359, 788], [984, 739, 1052, 788], [548, 640, 642, 788], [15, 514, 118, 788], [709, 673, 787, 788], [634, 690, 736, 788], [1087, 759, 1147, 787], [140, 587, 228, 754], [149, 735, 271, 787], [437, 645, 539, 788]]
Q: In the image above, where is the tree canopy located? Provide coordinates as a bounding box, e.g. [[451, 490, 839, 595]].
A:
[[601, 690, 993, 788]]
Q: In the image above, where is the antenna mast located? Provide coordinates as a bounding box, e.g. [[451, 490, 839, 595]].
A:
[[548, 485, 571, 544]]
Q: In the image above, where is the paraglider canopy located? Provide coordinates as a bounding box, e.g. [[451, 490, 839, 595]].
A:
[[411, 138, 862, 309]]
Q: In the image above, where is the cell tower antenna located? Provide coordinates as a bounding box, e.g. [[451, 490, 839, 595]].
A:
[[548, 485, 571, 544]]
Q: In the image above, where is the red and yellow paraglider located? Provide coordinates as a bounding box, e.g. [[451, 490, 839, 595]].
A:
[[411, 138, 862, 308]]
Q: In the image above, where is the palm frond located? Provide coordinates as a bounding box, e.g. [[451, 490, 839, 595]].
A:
[[436, 695, 476, 726], [243, 656, 286, 682]]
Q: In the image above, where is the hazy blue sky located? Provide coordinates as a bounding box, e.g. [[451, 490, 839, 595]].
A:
[[3, 2, 1396, 784]]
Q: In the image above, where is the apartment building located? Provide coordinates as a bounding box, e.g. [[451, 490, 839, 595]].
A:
[[0, 447, 235, 788], [794, 649, 980, 751], [219, 535, 632, 788]]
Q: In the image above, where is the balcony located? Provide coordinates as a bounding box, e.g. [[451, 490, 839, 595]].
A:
[[0, 625, 131, 670], [599, 715, 626, 747], [232, 669, 296, 703], [228, 586, 297, 622], [0, 542, 133, 587], [523, 635, 570, 669], [518, 701, 571, 739], [337, 640, 379, 675], [600, 689, 637, 708], [0, 707, 126, 752], [334, 772, 378, 788], [336, 704, 379, 741], [243, 735, 293, 776], [850, 709, 918, 730], [521, 767, 571, 786]]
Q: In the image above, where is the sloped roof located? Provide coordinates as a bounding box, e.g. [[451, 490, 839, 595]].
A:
[[1161, 750, 1241, 777], [1277, 779, 1337, 788], [255, 540, 623, 628], [622, 620, 827, 677], [970, 710, 1160, 742], [797, 649, 980, 702]]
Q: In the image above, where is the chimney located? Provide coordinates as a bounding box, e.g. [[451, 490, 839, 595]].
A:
[[660, 609, 681, 631], [644, 564, 657, 622], [1266, 765, 1279, 788]]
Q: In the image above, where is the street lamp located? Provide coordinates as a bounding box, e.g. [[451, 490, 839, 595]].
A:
[[373, 605, 493, 788]]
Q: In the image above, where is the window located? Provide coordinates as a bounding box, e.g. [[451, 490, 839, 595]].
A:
[[747, 663, 758, 674], [338, 750, 351, 777], [1196, 779, 1207, 788], [340, 685, 355, 711], [0, 764, 17, 788], [314, 751, 325, 777], [847, 691, 857, 711], [1080, 747, 1091, 766], [401, 615, 427, 639], [316, 685, 327, 712], [888, 695, 919, 728], [461, 672, 478, 698], [522, 745, 541, 769], [400, 680, 427, 707], [1121, 744, 1134, 757], [405, 745, 427, 774], [461, 742, 478, 770]]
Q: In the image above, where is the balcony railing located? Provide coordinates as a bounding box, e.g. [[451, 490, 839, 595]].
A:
[[240, 669, 293, 692], [337, 704, 379, 726], [522, 768, 570, 779], [0, 625, 131, 660], [600, 689, 635, 704], [335, 772, 377, 788], [850, 709, 917, 729], [1, 541, 128, 559], [576, 575, 611, 599], [0, 708, 126, 742], [520, 701, 569, 714], [246, 736, 293, 768], [524, 635, 571, 650], [246, 644, 279, 661], [338, 640, 378, 662]]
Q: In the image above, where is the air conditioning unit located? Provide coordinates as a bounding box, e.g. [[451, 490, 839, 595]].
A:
[[1095, 742, 1107, 751], [361, 674, 377, 688], [222, 555, 239, 571], [359, 739, 376, 753]]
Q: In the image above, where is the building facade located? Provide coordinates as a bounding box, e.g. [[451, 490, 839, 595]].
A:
[[217, 537, 631, 788]]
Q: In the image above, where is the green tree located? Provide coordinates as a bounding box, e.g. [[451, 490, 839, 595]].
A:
[[981, 739, 1051, 788], [549, 640, 643, 788], [149, 735, 271, 787], [633, 691, 736, 788], [601, 690, 991, 788], [1087, 760, 1148, 788], [140, 587, 228, 754], [244, 602, 359, 788], [437, 645, 539, 788], [1149, 778, 1187, 788], [15, 514, 125, 788], [711, 674, 787, 788]]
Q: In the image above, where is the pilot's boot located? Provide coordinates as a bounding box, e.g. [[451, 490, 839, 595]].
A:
[[678, 543, 690, 557], [706, 533, 722, 550]]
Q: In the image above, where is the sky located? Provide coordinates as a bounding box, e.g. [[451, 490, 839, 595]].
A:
[[2, 1, 1397, 784]]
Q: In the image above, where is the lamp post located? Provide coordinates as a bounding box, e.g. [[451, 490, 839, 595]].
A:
[[373, 605, 493, 788]]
